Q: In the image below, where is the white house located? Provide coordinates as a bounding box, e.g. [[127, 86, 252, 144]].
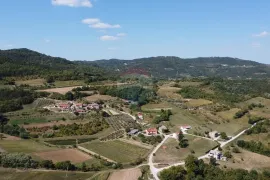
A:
[[180, 125, 192, 131], [137, 112, 144, 120], [208, 150, 227, 161]]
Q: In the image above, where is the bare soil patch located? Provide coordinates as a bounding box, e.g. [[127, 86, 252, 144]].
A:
[[38, 86, 81, 94], [84, 94, 116, 102], [108, 168, 142, 180], [34, 149, 91, 163]]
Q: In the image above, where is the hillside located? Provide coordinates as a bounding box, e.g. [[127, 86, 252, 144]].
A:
[[86, 56, 270, 79], [0, 48, 108, 81], [1, 49, 270, 80]]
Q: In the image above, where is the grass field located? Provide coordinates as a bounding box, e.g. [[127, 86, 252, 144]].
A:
[[239, 133, 270, 147], [218, 149, 270, 171], [154, 136, 218, 164], [53, 80, 86, 88], [217, 108, 241, 120], [16, 79, 45, 86], [81, 140, 149, 163], [186, 99, 212, 107], [0, 168, 95, 180], [34, 149, 91, 163], [238, 97, 270, 119], [108, 168, 142, 180], [157, 84, 182, 100], [0, 140, 58, 153], [141, 102, 173, 111]]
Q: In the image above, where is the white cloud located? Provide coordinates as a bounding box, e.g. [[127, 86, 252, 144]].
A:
[[251, 42, 261, 48], [90, 22, 121, 29], [116, 33, 127, 37], [100, 35, 119, 41], [52, 0, 92, 7], [6, 44, 13, 47], [253, 31, 268, 37], [82, 18, 100, 24], [82, 18, 121, 29]]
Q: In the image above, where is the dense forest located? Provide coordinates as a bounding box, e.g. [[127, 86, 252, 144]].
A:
[[84, 56, 270, 79], [178, 78, 270, 104], [0, 48, 112, 81], [98, 86, 156, 105], [159, 155, 270, 180], [0, 88, 49, 113]]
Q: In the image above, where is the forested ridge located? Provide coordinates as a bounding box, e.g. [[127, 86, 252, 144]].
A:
[[0, 48, 111, 81]]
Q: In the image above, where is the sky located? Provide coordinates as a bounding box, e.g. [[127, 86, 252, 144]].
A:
[[0, 0, 270, 63]]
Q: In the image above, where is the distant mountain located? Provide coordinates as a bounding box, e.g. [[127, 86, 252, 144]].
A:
[[1, 49, 270, 80], [84, 56, 270, 79], [0, 48, 108, 81]]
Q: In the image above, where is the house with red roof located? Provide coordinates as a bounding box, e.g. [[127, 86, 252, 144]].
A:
[[146, 128, 158, 135]]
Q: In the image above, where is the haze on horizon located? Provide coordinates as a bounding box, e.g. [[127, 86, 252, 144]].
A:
[[0, 0, 270, 63]]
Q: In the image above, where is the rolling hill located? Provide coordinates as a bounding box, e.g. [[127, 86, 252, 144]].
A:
[[1, 48, 270, 79], [85, 56, 270, 79]]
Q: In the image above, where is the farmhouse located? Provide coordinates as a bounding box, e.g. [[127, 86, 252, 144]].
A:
[[137, 112, 144, 120], [146, 128, 158, 136], [208, 150, 227, 161], [180, 125, 192, 131]]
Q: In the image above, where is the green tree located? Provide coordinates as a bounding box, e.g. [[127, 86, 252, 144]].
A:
[[159, 165, 186, 180], [209, 157, 216, 166], [178, 131, 184, 141], [220, 132, 229, 140], [0, 114, 8, 133]]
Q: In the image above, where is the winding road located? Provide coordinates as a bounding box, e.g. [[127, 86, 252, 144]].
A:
[[147, 123, 258, 180]]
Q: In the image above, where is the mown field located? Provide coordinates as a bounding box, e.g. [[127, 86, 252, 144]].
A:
[[154, 135, 218, 164], [81, 140, 149, 163], [186, 99, 212, 107], [141, 102, 173, 111], [0, 140, 58, 153], [0, 168, 95, 180]]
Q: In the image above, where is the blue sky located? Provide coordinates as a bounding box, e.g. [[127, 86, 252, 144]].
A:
[[0, 0, 270, 63]]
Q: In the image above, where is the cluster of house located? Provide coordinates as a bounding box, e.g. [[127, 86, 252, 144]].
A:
[[46, 101, 100, 113], [127, 125, 168, 136]]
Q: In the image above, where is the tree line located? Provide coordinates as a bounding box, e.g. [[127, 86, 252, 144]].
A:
[[159, 154, 270, 180]]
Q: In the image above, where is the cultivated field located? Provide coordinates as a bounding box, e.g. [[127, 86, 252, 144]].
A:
[[0, 168, 95, 180], [81, 140, 149, 163], [38, 86, 81, 94], [84, 94, 116, 102], [45, 138, 97, 146], [0, 140, 58, 153], [153, 136, 218, 164], [108, 168, 142, 180], [34, 149, 91, 163], [157, 86, 182, 100]]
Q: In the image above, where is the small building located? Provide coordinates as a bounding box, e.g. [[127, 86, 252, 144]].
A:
[[209, 131, 219, 139], [180, 125, 192, 131], [146, 128, 158, 136], [58, 103, 70, 110], [208, 150, 227, 161], [159, 125, 168, 134], [137, 112, 144, 120], [128, 129, 139, 135]]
